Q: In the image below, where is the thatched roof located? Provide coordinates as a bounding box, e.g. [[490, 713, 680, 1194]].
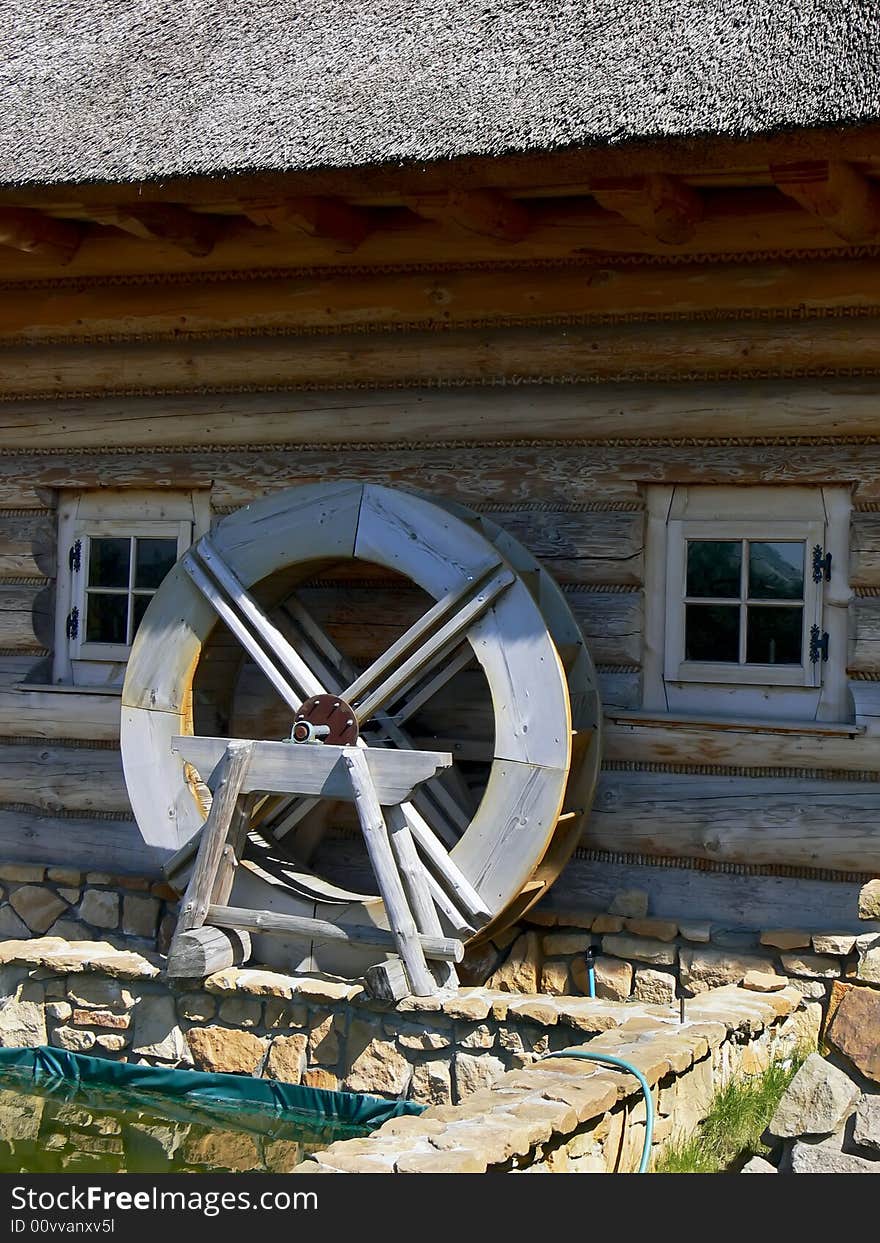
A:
[[1, 0, 879, 187]]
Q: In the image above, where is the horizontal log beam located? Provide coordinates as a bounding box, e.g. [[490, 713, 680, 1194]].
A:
[[8, 254, 880, 345], [5, 379, 880, 452], [405, 190, 531, 241], [207, 903, 464, 962], [88, 204, 221, 256], [0, 689, 121, 741], [0, 743, 128, 814], [6, 316, 880, 398], [604, 718, 879, 774], [587, 770, 880, 872], [240, 196, 372, 251], [0, 807, 166, 876]]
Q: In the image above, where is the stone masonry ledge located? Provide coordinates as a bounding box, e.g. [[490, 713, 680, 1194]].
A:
[[0, 937, 160, 980], [291, 981, 808, 1173]]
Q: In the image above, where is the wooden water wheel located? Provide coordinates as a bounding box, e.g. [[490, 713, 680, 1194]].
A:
[[120, 483, 601, 992]]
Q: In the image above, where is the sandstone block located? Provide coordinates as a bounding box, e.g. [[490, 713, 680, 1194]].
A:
[[811, 933, 856, 956], [71, 1008, 130, 1030], [540, 959, 571, 995], [858, 879, 880, 921], [440, 991, 492, 1021], [46, 1001, 71, 1022], [79, 891, 119, 931], [410, 1059, 452, 1105], [571, 955, 632, 1000], [218, 996, 263, 1028], [779, 952, 841, 979], [67, 977, 134, 1011], [0, 865, 44, 883], [625, 918, 678, 942], [9, 887, 68, 934], [591, 914, 624, 934], [302, 1068, 339, 1091], [456, 1022, 496, 1049], [743, 971, 786, 993], [602, 934, 677, 967], [52, 1026, 95, 1052], [505, 997, 558, 1025], [95, 1034, 127, 1052], [308, 1012, 343, 1062], [790, 1138, 879, 1173], [853, 1095, 880, 1153], [484, 931, 541, 993], [679, 947, 775, 992], [769, 1052, 859, 1138], [46, 919, 94, 941], [186, 1025, 266, 1074], [453, 1051, 505, 1099], [131, 994, 191, 1063], [394, 1022, 451, 1051], [265, 1034, 308, 1083], [632, 968, 676, 1006], [122, 895, 160, 939], [741, 1155, 777, 1173], [396, 1150, 486, 1173], [0, 994, 46, 1045], [826, 985, 880, 1084], [345, 1021, 411, 1096], [47, 869, 81, 886], [0, 905, 31, 939], [678, 921, 712, 943], [263, 999, 308, 1028], [176, 993, 216, 1022], [854, 934, 880, 983], [541, 932, 590, 956], [204, 966, 296, 998]]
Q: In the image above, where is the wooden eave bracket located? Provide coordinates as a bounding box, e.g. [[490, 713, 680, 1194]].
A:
[[405, 189, 532, 242], [239, 195, 372, 252], [88, 203, 221, 256], [0, 206, 82, 264], [591, 173, 703, 244], [771, 159, 880, 244]]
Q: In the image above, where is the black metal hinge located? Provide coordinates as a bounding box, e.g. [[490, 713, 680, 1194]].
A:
[[812, 544, 832, 583], [68, 539, 82, 573], [65, 607, 79, 641], [809, 624, 829, 664]]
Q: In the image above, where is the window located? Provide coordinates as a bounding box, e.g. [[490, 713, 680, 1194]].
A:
[[644, 486, 851, 721], [53, 490, 210, 689]]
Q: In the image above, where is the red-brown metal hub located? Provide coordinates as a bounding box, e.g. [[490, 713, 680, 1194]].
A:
[[293, 693, 359, 745]]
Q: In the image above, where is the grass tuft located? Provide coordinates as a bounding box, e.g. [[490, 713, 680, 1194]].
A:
[[653, 1048, 809, 1174]]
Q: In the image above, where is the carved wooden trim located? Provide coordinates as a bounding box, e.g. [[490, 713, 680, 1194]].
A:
[[573, 845, 873, 884]]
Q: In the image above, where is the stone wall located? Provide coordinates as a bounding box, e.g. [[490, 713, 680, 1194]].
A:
[[291, 979, 818, 1173], [0, 865, 177, 954], [466, 888, 880, 1010]]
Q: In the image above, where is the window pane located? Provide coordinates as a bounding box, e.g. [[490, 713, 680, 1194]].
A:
[[131, 594, 151, 638], [134, 538, 178, 589], [746, 606, 803, 664], [685, 604, 740, 662], [88, 538, 130, 588], [748, 542, 804, 601], [85, 593, 127, 644], [686, 541, 742, 598]]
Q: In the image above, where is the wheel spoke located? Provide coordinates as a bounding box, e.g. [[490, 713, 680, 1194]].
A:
[[350, 567, 515, 724]]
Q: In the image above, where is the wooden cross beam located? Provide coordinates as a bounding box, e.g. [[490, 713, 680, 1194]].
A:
[[771, 160, 880, 244], [88, 204, 221, 255], [0, 207, 82, 264], [240, 195, 372, 251], [406, 189, 531, 242], [591, 174, 703, 245]]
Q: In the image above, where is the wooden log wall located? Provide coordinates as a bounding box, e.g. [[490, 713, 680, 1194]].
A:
[[4, 245, 880, 900]]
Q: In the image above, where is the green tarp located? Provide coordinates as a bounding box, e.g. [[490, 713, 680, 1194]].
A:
[[0, 1045, 423, 1130]]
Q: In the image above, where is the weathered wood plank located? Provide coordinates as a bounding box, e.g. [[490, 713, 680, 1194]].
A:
[[849, 595, 880, 674], [0, 689, 121, 741], [6, 318, 880, 397], [172, 736, 452, 805], [0, 511, 55, 577], [596, 667, 642, 711], [8, 380, 880, 450], [13, 442, 880, 516], [546, 857, 880, 932], [569, 591, 642, 668], [587, 770, 880, 872], [8, 256, 880, 343], [0, 583, 53, 650], [604, 718, 880, 774], [850, 512, 880, 587], [0, 808, 168, 875], [0, 743, 128, 814]]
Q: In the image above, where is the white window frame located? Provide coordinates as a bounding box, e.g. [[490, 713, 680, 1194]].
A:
[[70, 520, 191, 663], [53, 489, 210, 689], [643, 485, 852, 723], [664, 519, 824, 688]]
